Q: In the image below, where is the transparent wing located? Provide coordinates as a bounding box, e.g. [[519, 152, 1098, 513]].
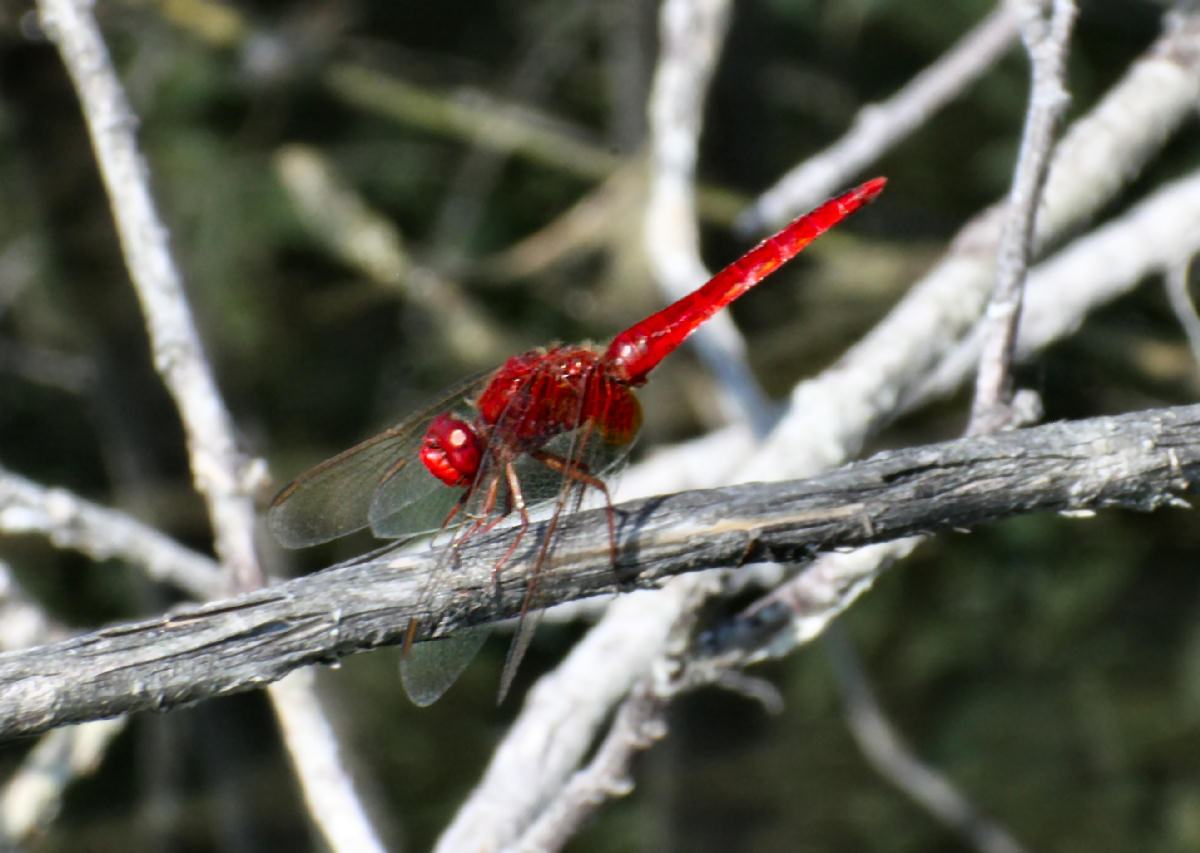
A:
[[267, 371, 494, 548], [400, 626, 492, 706]]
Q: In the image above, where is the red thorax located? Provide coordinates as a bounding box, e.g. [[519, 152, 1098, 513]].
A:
[[418, 345, 642, 488]]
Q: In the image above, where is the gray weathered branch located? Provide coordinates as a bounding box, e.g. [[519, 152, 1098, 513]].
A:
[[0, 405, 1196, 740]]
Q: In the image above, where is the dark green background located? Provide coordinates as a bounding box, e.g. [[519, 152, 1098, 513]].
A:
[[1, 0, 1198, 850]]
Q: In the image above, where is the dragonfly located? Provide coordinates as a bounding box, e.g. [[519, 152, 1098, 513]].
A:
[[268, 177, 886, 704]]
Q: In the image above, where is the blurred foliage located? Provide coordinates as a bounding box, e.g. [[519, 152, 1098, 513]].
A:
[[0, 0, 1198, 850]]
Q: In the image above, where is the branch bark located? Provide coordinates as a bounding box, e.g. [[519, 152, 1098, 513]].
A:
[[0, 403, 1195, 741], [971, 0, 1077, 431]]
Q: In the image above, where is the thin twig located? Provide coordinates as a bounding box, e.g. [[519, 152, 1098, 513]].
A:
[[35, 2, 385, 850], [272, 144, 512, 367], [708, 539, 922, 665], [0, 467, 222, 599], [600, 0, 652, 152], [971, 0, 1078, 433], [825, 625, 1028, 853], [916, 169, 1200, 405], [325, 62, 623, 187], [738, 1, 1022, 234], [478, 162, 646, 283], [427, 0, 592, 262], [37, 0, 261, 591]]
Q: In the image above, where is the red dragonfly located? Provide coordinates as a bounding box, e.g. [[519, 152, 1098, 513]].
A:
[[269, 177, 886, 703]]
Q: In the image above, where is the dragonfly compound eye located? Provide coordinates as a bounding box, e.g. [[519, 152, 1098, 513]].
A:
[[421, 413, 484, 487]]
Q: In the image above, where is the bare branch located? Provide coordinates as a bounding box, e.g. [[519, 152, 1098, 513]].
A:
[[971, 0, 1078, 432], [37, 0, 261, 589], [269, 669, 387, 853], [824, 626, 1028, 853], [745, 12, 1200, 485], [35, 2, 385, 849], [513, 680, 668, 851], [0, 404, 1195, 742], [0, 468, 221, 599]]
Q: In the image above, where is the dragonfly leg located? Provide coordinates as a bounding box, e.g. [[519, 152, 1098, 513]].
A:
[[490, 460, 530, 581], [496, 458, 560, 704], [476, 481, 515, 537], [530, 449, 618, 578], [467, 470, 502, 535], [404, 474, 500, 659]]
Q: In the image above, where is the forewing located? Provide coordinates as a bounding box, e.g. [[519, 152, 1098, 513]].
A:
[[268, 372, 493, 548]]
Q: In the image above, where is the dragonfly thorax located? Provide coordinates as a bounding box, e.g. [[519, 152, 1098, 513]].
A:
[[472, 345, 640, 449]]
